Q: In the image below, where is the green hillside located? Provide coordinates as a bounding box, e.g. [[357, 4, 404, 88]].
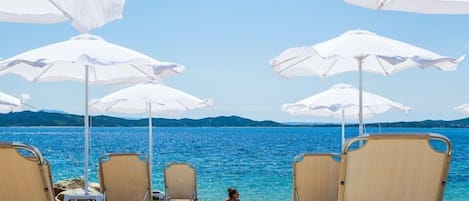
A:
[[1, 111, 469, 128], [0, 111, 283, 127]]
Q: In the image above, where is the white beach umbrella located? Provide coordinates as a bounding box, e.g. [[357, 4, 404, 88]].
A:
[[454, 103, 469, 115], [0, 0, 125, 33], [0, 34, 184, 84], [0, 92, 31, 113], [0, 34, 185, 194], [0, 0, 67, 24], [282, 83, 412, 148], [344, 0, 469, 14], [271, 29, 463, 136], [90, 82, 213, 192]]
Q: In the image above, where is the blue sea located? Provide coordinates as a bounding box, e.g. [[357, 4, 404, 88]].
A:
[[0, 127, 467, 201]]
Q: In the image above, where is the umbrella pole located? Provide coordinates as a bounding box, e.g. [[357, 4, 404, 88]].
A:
[[341, 109, 345, 150], [356, 56, 365, 136], [84, 65, 89, 195], [148, 102, 153, 195], [357, 56, 369, 147]]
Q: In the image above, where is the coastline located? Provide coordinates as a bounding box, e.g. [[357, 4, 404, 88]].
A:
[[1, 111, 469, 128]]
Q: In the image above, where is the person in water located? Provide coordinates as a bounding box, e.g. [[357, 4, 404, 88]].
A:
[[225, 188, 240, 201]]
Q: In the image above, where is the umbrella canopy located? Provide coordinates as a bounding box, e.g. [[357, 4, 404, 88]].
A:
[[0, 0, 125, 33], [454, 103, 469, 115], [271, 29, 462, 78], [90, 82, 213, 192], [0, 0, 67, 24], [0, 92, 30, 113], [90, 82, 213, 115], [0, 34, 184, 194], [282, 83, 412, 147], [344, 0, 469, 14], [0, 34, 184, 84], [282, 84, 412, 119], [271, 29, 463, 135]]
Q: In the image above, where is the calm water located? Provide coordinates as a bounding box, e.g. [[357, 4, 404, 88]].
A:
[[0, 127, 467, 201]]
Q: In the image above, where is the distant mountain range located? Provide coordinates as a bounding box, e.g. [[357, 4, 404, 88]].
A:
[[0, 111, 469, 128], [0, 111, 282, 127]]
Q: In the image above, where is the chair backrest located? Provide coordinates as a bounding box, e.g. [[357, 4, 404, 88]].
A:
[[164, 163, 197, 200], [293, 153, 340, 201], [338, 134, 452, 201], [99, 153, 151, 201], [0, 142, 55, 201]]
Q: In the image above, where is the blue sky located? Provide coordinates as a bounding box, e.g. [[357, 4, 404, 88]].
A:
[[0, 1, 468, 123]]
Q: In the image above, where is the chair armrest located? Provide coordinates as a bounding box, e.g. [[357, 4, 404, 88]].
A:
[[141, 189, 149, 201], [294, 189, 301, 201]]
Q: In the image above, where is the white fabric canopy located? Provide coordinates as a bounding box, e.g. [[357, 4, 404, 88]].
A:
[[282, 83, 412, 147], [271, 29, 462, 78], [0, 0, 67, 24], [454, 103, 469, 115], [90, 82, 213, 192], [345, 0, 469, 14], [0, 34, 184, 84], [0, 92, 29, 114], [0, 34, 184, 194], [271, 29, 463, 135], [90, 82, 213, 116], [0, 0, 125, 33], [282, 84, 411, 119], [50, 0, 125, 33]]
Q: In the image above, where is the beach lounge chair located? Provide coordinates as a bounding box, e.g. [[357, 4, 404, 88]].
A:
[[338, 134, 452, 201], [0, 142, 56, 201], [164, 163, 198, 201], [99, 153, 151, 201], [293, 153, 340, 201]]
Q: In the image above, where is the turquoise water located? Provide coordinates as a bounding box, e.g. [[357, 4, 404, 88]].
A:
[[0, 127, 467, 201]]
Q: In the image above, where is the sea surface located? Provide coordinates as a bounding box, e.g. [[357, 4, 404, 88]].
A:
[[0, 127, 467, 201]]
